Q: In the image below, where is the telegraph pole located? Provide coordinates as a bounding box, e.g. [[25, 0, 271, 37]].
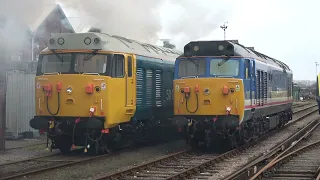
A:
[[220, 22, 228, 40], [315, 62, 319, 76]]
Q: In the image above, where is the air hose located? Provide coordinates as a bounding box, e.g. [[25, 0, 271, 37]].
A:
[[185, 93, 199, 113], [46, 92, 60, 115]]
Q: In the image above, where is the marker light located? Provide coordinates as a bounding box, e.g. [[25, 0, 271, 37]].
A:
[[49, 38, 55, 45], [84, 37, 91, 45], [57, 37, 65, 45], [94, 38, 100, 44], [218, 45, 224, 51]]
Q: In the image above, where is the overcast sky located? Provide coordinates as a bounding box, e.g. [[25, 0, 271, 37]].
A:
[[60, 0, 319, 81], [157, 0, 320, 81], [2, 0, 317, 80]]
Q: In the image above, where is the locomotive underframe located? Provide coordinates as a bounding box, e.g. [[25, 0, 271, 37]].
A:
[[30, 116, 180, 154], [183, 105, 293, 151]]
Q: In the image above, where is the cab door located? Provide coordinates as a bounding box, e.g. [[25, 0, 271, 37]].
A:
[[250, 60, 256, 106], [125, 55, 135, 109]]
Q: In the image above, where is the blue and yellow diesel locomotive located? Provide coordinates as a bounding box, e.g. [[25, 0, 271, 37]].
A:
[[172, 40, 293, 150], [29, 32, 182, 153]]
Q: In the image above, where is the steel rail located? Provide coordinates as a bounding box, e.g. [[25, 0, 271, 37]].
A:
[[94, 104, 318, 180]]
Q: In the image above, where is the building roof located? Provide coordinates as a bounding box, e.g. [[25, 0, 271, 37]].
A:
[[23, 4, 74, 33], [67, 17, 92, 33]]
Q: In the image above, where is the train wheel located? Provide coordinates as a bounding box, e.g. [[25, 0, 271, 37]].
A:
[[243, 127, 252, 143], [54, 136, 72, 153], [188, 138, 199, 149], [229, 132, 239, 149]]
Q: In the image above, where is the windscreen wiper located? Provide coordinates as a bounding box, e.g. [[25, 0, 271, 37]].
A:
[[50, 49, 64, 62], [218, 56, 231, 66], [83, 50, 98, 61], [187, 57, 199, 67]]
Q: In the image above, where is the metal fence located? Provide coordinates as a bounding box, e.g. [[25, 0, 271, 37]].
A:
[[5, 70, 36, 139]]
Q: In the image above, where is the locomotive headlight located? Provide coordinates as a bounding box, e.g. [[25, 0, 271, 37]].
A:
[[226, 106, 232, 115], [66, 87, 72, 94], [218, 45, 224, 51], [204, 88, 210, 95]]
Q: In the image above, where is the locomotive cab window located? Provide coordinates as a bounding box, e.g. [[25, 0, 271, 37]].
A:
[[41, 53, 72, 73], [75, 54, 107, 73], [210, 59, 239, 76], [178, 59, 206, 77], [38, 53, 125, 77]]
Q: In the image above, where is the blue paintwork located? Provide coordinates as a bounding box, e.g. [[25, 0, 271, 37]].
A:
[[174, 57, 293, 104], [132, 55, 175, 122]]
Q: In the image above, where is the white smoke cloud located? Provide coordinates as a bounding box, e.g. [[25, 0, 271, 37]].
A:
[[58, 0, 166, 44], [159, 0, 233, 49], [59, 0, 233, 49], [0, 0, 56, 53], [0, 0, 233, 53]]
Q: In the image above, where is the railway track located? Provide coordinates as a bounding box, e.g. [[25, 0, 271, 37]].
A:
[[222, 106, 320, 180], [4, 142, 47, 151], [93, 103, 318, 180], [0, 103, 315, 180], [0, 150, 114, 180], [0, 136, 155, 180], [246, 116, 320, 179], [292, 102, 312, 109]]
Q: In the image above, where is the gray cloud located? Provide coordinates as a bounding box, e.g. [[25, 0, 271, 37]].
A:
[[59, 0, 166, 44], [160, 0, 231, 49]]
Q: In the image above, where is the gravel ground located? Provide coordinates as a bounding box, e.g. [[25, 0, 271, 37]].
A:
[[13, 140, 187, 180], [5, 137, 46, 149], [0, 143, 59, 165], [1, 161, 61, 178], [203, 109, 319, 180]]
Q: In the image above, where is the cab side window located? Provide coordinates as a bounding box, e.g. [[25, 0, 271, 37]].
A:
[[111, 54, 124, 77], [127, 56, 133, 77], [244, 59, 250, 79]]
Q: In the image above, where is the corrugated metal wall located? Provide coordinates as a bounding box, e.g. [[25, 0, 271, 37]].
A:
[[5, 71, 36, 138]]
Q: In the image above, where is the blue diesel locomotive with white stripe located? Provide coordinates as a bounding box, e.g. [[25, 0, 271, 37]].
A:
[[172, 40, 293, 150]]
